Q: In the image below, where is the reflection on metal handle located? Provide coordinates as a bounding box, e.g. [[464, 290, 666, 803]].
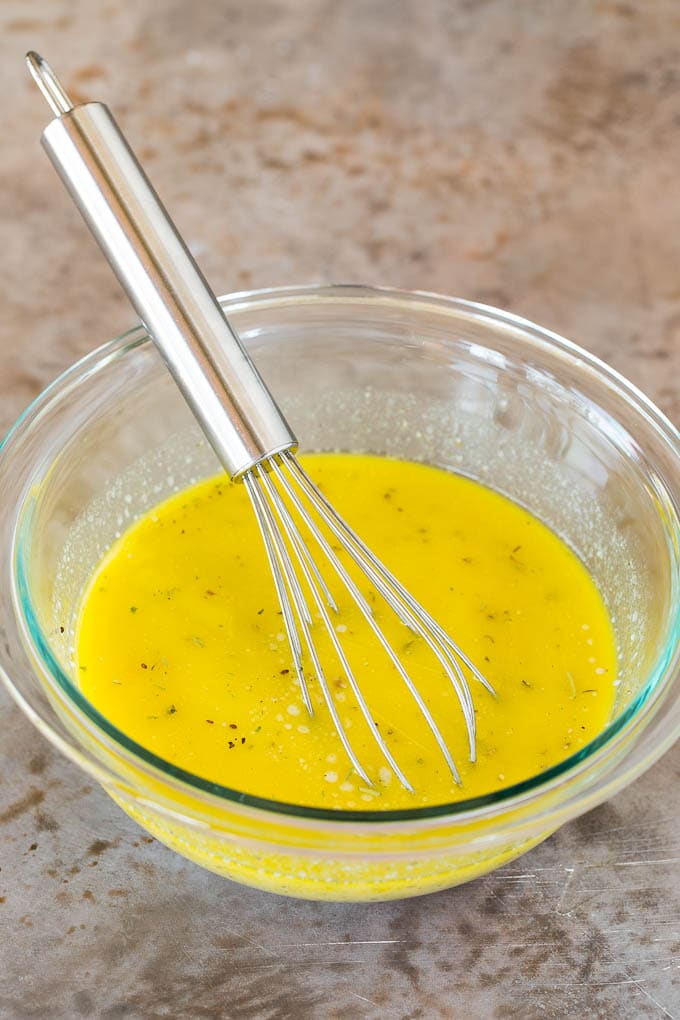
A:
[[27, 52, 297, 479]]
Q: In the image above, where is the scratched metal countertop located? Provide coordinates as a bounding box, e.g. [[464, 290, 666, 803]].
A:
[[1, 3, 680, 1018]]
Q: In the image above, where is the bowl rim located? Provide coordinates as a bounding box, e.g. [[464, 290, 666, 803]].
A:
[[4, 282, 680, 827]]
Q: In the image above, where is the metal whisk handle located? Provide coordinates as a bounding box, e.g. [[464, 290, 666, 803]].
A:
[[27, 52, 297, 479]]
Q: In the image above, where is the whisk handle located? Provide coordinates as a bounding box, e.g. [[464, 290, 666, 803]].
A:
[[31, 57, 297, 479]]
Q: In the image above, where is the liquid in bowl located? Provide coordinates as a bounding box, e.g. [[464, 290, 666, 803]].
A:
[[75, 452, 617, 814]]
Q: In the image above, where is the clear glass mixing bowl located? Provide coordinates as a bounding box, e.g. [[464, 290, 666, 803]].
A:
[[1, 285, 679, 901]]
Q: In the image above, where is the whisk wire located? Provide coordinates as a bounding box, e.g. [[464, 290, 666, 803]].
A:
[[253, 462, 413, 790], [242, 472, 312, 714], [246, 468, 374, 786], [274, 499, 339, 615], [269, 456, 463, 785], [270, 461, 376, 620], [246, 469, 382, 789], [283, 454, 484, 759]]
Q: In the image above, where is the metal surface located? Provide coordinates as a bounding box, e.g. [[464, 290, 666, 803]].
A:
[[32, 54, 296, 480], [3, 3, 680, 1016]]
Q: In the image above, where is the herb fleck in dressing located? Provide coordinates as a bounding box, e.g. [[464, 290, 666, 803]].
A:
[[76, 454, 617, 809]]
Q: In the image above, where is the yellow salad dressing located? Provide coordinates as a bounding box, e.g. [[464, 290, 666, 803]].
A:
[[76, 453, 617, 811]]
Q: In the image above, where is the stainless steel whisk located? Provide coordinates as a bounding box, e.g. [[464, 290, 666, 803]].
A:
[[27, 52, 493, 791]]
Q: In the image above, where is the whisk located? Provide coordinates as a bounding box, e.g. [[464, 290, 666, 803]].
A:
[[27, 52, 493, 792]]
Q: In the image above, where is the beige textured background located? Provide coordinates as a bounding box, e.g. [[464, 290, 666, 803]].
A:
[[1, 2, 679, 1018]]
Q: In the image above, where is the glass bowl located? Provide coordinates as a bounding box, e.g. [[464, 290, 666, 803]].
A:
[[1, 284, 679, 902]]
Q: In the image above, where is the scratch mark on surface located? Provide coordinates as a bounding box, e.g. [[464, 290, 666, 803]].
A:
[[234, 930, 267, 952], [606, 940, 678, 1020], [496, 872, 537, 879], [614, 857, 680, 867], [559, 980, 649, 988], [629, 978, 676, 1019], [556, 866, 575, 914], [280, 939, 408, 948], [350, 991, 382, 1007]]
